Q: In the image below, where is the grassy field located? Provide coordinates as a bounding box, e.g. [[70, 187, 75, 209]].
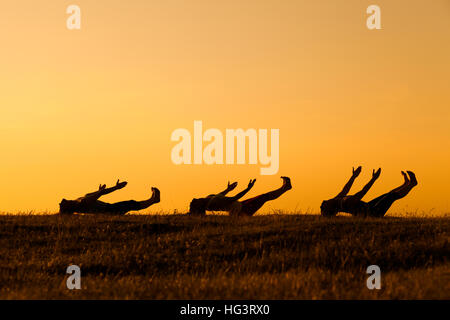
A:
[[0, 213, 448, 299]]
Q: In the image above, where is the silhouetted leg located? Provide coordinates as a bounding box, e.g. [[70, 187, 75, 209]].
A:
[[394, 171, 417, 197], [389, 171, 410, 194], [238, 177, 292, 216], [367, 193, 401, 217], [368, 171, 417, 217], [108, 187, 160, 215]]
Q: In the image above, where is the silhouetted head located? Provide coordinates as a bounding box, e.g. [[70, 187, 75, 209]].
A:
[[189, 198, 208, 216], [59, 199, 77, 214], [320, 199, 338, 217]]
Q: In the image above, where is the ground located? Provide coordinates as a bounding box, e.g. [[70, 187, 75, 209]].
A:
[[0, 214, 448, 299]]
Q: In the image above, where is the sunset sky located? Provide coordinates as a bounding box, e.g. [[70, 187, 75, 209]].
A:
[[0, 0, 449, 214]]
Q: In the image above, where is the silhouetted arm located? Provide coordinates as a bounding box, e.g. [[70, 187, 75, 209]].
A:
[[231, 179, 256, 201], [336, 167, 361, 197], [84, 180, 128, 200], [217, 181, 238, 196], [352, 169, 381, 200]]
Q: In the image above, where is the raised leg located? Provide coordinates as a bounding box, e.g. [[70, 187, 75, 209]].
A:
[[368, 171, 418, 217], [238, 177, 292, 216], [107, 187, 160, 215], [394, 171, 417, 197]]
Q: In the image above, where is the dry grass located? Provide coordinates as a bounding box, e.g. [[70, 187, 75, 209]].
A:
[[0, 214, 448, 299]]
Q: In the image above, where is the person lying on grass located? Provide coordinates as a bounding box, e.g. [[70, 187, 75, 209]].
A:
[[59, 180, 160, 215], [189, 177, 292, 217], [321, 167, 417, 217]]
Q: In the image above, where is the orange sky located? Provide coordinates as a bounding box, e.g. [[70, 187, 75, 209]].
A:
[[0, 0, 449, 214]]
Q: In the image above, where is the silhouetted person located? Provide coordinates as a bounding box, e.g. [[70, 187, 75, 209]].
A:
[[59, 180, 160, 215], [189, 177, 292, 217], [321, 167, 418, 217]]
